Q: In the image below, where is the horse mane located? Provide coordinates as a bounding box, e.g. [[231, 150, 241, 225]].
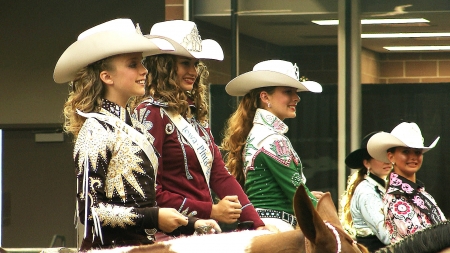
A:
[[375, 221, 450, 253]]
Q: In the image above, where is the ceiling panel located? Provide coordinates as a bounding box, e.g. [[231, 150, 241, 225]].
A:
[[194, 0, 450, 52]]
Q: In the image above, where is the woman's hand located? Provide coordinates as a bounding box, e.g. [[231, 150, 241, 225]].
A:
[[311, 191, 325, 200], [158, 208, 188, 233], [194, 219, 222, 234], [211, 195, 242, 223]]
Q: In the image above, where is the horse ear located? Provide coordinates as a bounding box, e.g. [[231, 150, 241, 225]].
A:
[[316, 192, 343, 229], [294, 185, 331, 243]]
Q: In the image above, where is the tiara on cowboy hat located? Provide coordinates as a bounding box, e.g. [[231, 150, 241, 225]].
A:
[[54, 18, 175, 83], [345, 131, 379, 169], [145, 20, 223, 60], [225, 60, 322, 96], [367, 122, 440, 163]]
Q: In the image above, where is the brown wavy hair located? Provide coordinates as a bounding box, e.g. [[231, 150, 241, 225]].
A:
[[131, 54, 209, 122], [63, 57, 114, 139], [221, 87, 276, 187]]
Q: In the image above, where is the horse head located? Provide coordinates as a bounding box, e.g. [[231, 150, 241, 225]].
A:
[[294, 185, 369, 253]]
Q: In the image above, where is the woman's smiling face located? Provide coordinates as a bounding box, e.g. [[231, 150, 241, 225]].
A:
[[263, 86, 300, 120], [175, 56, 199, 91], [388, 147, 423, 180]]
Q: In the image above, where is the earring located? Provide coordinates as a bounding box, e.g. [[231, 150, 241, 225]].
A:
[[391, 162, 395, 169], [268, 102, 271, 108], [366, 167, 370, 176]]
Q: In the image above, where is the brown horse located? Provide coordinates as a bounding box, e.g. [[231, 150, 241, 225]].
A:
[[90, 185, 368, 253]]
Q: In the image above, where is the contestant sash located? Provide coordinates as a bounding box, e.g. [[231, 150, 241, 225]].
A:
[[164, 109, 212, 188]]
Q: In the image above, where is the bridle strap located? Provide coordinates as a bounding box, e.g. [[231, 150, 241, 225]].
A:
[[324, 221, 361, 253], [324, 221, 342, 253]]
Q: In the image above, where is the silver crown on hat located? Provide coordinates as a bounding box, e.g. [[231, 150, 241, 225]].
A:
[[181, 25, 202, 52]]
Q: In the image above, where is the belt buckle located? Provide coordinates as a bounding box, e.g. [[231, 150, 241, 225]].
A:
[[282, 211, 291, 223]]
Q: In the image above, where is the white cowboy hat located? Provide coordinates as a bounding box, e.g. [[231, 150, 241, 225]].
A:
[[367, 122, 440, 163], [144, 20, 223, 60], [54, 18, 175, 83], [225, 60, 323, 96]]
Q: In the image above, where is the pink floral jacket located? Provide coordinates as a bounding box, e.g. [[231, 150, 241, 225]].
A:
[[384, 173, 446, 243]]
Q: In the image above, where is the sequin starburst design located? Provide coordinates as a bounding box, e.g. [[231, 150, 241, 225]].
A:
[[106, 129, 146, 201], [93, 203, 138, 228], [75, 119, 110, 173]]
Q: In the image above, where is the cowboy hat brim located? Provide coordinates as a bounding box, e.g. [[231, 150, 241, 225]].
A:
[[54, 31, 174, 84], [225, 70, 323, 96], [367, 132, 440, 163], [345, 148, 368, 169], [144, 35, 224, 60]]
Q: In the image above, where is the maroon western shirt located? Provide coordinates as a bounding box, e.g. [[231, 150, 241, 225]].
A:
[[134, 97, 264, 233]]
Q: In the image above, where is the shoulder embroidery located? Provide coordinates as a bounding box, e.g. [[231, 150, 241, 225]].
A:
[[134, 108, 154, 132], [270, 139, 291, 158], [75, 119, 110, 173]]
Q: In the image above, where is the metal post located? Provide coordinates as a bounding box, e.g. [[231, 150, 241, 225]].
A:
[[231, 0, 239, 79], [231, 0, 240, 107], [183, 0, 190, 21], [337, 0, 361, 197]]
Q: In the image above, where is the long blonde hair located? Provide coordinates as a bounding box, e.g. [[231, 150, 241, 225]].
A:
[[221, 87, 276, 187], [63, 57, 115, 139], [131, 54, 209, 122], [340, 167, 368, 236]]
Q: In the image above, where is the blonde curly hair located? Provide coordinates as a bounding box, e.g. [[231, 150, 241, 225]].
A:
[[221, 87, 276, 187], [62, 57, 114, 139], [131, 54, 209, 122]]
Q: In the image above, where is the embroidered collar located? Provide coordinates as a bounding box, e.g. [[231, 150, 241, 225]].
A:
[[101, 99, 130, 124], [387, 172, 424, 195], [367, 173, 387, 196], [253, 109, 288, 134], [142, 96, 169, 107], [368, 173, 386, 189]]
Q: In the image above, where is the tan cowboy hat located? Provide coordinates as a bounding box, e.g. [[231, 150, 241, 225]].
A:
[[225, 60, 322, 96], [145, 20, 223, 60], [54, 18, 175, 83], [367, 122, 440, 163]]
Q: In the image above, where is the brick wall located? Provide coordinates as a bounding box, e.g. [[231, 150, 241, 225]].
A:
[[361, 48, 380, 84], [165, 0, 184, 20], [378, 52, 450, 84]]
